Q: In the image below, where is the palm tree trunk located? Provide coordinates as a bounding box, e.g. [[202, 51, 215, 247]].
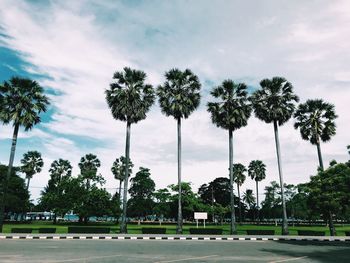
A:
[[229, 128, 236, 234], [176, 117, 183, 234], [118, 180, 122, 202], [120, 122, 131, 234], [256, 180, 259, 224], [0, 123, 20, 233], [237, 183, 242, 224], [273, 120, 289, 235], [316, 141, 324, 171], [26, 177, 31, 191]]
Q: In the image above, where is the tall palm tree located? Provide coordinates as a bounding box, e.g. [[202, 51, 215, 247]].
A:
[[232, 163, 246, 224], [251, 77, 299, 235], [20, 151, 44, 191], [207, 80, 252, 234], [248, 160, 266, 222], [157, 68, 201, 234], [0, 77, 49, 233], [106, 67, 155, 233], [111, 156, 134, 202], [294, 99, 337, 171]]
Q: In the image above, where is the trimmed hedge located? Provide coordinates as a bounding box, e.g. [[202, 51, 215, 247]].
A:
[[38, 228, 56, 233], [189, 228, 223, 235], [11, 228, 32, 233], [141, 228, 166, 234], [297, 230, 325, 236], [345, 231, 350, 236], [68, 227, 110, 234], [246, 230, 275, 235]]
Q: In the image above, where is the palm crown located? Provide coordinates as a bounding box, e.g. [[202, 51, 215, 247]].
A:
[[248, 160, 266, 182], [294, 99, 337, 145], [1, 77, 49, 130], [111, 156, 134, 181], [157, 68, 201, 119], [49, 159, 73, 184], [207, 80, 251, 131], [106, 67, 155, 124], [232, 163, 247, 186], [251, 77, 299, 126], [79, 154, 101, 179], [20, 151, 44, 179]]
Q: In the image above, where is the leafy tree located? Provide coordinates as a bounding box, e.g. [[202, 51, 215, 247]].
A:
[[294, 99, 337, 170], [0, 164, 29, 218], [207, 80, 251, 234], [128, 167, 155, 218], [153, 188, 172, 220], [232, 163, 246, 223], [261, 181, 281, 219], [157, 68, 201, 234], [306, 163, 350, 236], [20, 151, 44, 191], [106, 67, 155, 233], [251, 77, 299, 235], [198, 177, 231, 207], [248, 160, 266, 221], [0, 77, 49, 232], [111, 156, 133, 202]]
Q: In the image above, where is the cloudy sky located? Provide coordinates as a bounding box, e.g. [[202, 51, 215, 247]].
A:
[[0, 0, 349, 203]]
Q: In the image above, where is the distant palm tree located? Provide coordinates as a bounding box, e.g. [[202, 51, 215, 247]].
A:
[[347, 145, 350, 155], [207, 80, 252, 234], [243, 189, 256, 218], [248, 160, 266, 222], [232, 163, 246, 224], [106, 67, 155, 233], [49, 159, 73, 185], [157, 68, 201, 234], [20, 151, 44, 191], [0, 77, 49, 233], [251, 77, 299, 235], [294, 99, 337, 171], [78, 153, 101, 189], [111, 156, 134, 202]]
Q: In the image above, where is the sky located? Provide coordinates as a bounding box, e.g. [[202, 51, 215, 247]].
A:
[[0, 0, 349, 204]]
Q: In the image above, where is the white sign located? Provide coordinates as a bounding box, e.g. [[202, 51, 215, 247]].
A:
[[194, 212, 207, 220]]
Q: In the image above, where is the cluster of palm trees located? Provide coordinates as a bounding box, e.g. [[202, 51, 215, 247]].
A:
[[0, 69, 338, 235], [105, 68, 337, 235]]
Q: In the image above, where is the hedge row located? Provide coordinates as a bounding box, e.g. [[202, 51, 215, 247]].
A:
[[141, 228, 166, 234], [67, 227, 110, 233], [246, 230, 275, 235], [297, 230, 325, 236], [189, 228, 223, 235]]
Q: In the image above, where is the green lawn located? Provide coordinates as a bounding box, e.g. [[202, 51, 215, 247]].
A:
[[3, 221, 350, 236]]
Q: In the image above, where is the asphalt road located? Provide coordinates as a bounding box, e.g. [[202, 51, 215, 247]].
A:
[[0, 239, 349, 263]]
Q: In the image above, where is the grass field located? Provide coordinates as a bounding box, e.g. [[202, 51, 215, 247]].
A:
[[3, 221, 350, 236]]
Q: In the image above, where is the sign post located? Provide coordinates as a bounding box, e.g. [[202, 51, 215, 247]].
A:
[[194, 212, 208, 228]]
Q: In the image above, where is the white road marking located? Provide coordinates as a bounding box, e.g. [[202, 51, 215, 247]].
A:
[[269, 256, 308, 263], [154, 255, 218, 263]]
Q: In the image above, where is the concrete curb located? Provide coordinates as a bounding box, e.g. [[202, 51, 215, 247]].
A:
[[1, 234, 350, 242]]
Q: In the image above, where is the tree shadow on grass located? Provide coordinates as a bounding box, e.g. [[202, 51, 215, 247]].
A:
[[262, 241, 350, 263]]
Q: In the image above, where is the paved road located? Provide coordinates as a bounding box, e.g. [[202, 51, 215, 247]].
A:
[[0, 239, 349, 262]]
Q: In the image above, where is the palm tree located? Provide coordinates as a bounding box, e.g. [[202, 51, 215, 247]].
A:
[[106, 67, 155, 233], [243, 189, 256, 219], [111, 156, 134, 203], [157, 68, 201, 234], [251, 77, 299, 235], [232, 163, 246, 224], [0, 77, 49, 233], [207, 80, 252, 234], [294, 99, 337, 171], [78, 153, 101, 189], [248, 160, 266, 222], [20, 151, 44, 191]]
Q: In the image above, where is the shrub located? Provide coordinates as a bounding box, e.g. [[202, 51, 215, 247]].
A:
[[246, 230, 275, 235], [38, 228, 56, 233], [141, 228, 166, 234], [11, 228, 32, 233], [297, 230, 325, 236], [345, 231, 350, 236], [189, 228, 223, 235], [67, 227, 110, 234]]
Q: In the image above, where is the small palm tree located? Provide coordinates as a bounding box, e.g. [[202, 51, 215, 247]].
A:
[[78, 153, 101, 189], [207, 80, 252, 234], [111, 156, 134, 202], [232, 163, 246, 224], [294, 99, 337, 170], [157, 68, 201, 234], [248, 160, 266, 222], [20, 151, 44, 191], [251, 77, 299, 235], [243, 189, 256, 218], [106, 67, 155, 233], [0, 77, 49, 233]]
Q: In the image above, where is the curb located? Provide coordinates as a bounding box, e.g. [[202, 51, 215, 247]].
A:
[[1, 235, 350, 242]]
